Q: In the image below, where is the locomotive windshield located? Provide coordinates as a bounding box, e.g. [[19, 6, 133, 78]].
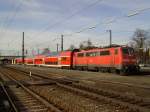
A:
[[122, 47, 134, 55], [122, 48, 129, 55]]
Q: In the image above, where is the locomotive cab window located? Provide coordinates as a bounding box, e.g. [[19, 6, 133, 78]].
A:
[[122, 48, 129, 55], [100, 50, 110, 56], [129, 48, 134, 55]]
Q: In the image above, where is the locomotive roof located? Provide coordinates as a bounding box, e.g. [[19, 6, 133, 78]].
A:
[[78, 45, 131, 52]]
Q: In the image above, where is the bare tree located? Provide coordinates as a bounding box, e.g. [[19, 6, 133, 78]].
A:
[[131, 29, 150, 64], [79, 43, 85, 50], [132, 29, 149, 49], [79, 39, 98, 50], [87, 39, 92, 48]]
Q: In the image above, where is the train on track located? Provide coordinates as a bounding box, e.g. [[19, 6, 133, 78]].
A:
[[14, 45, 140, 75]]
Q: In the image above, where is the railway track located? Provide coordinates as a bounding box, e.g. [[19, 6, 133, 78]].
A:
[[7, 65, 150, 101], [35, 70, 150, 90], [1, 67, 116, 112], [0, 82, 17, 112], [0, 70, 63, 112], [1, 66, 150, 112], [11, 65, 150, 90]]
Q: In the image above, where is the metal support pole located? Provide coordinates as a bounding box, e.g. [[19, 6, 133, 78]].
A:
[[37, 48, 40, 55], [22, 32, 25, 64], [106, 30, 112, 47], [140, 37, 144, 63], [61, 35, 63, 51], [57, 43, 59, 53], [109, 30, 112, 47]]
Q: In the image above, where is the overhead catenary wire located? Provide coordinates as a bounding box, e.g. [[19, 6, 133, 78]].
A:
[[6, 1, 148, 53], [27, 7, 150, 50], [0, 0, 23, 37], [57, 7, 149, 35], [1, 0, 47, 47], [0, 1, 15, 34], [62, 7, 150, 37], [27, 1, 150, 43], [0, 0, 23, 54], [1, 0, 43, 49], [26, 0, 104, 42]]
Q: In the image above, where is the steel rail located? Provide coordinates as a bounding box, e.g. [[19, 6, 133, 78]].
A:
[[0, 82, 18, 112], [2, 73, 62, 112], [3, 67, 150, 112], [8, 66, 150, 90]]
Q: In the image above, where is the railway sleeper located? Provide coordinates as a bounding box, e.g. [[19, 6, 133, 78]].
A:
[[70, 83, 150, 109], [4, 67, 150, 108], [57, 83, 150, 112], [3, 66, 150, 110], [3, 74, 63, 112]]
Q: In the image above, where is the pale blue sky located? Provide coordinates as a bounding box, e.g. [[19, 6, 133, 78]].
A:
[[0, 0, 150, 55]]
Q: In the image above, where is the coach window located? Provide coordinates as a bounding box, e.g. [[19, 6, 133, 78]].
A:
[[61, 57, 67, 61], [86, 52, 96, 57], [100, 50, 110, 56], [89, 52, 93, 57], [92, 52, 97, 56], [78, 53, 84, 57], [89, 52, 94, 57], [91, 52, 96, 56], [115, 49, 118, 55], [95, 52, 99, 56], [95, 52, 100, 56]]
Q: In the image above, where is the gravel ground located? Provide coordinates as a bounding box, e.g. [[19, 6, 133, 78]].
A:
[[0, 67, 127, 112], [29, 85, 126, 112], [8, 65, 150, 99], [11, 65, 150, 86]]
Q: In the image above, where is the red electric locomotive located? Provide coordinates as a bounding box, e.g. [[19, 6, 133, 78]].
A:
[[72, 46, 139, 74]]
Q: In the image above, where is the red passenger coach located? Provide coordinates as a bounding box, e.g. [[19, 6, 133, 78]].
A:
[[44, 56, 58, 67], [25, 58, 34, 65], [59, 51, 72, 68], [15, 58, 23, 64], [34, 55, 45, 65]]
